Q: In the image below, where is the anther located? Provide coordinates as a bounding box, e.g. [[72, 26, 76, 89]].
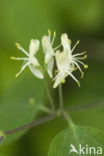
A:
[[84, 64, 88, 69], [15, 43, 21, 49]]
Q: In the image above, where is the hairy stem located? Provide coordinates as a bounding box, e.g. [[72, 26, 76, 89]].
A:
[[44, 78, 55, 110], [4, 113, 57, 136], [58, 84, 64, 114]]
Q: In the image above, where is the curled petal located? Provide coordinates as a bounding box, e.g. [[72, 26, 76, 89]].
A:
[[53, 72, 67, 88], [29, 64, 44, 79]]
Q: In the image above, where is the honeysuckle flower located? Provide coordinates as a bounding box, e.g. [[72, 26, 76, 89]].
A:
[[42, 30, 61, 78], [53, 33, 88, 88], [42, 30, 55, 78], [11, 39, 44, 79]]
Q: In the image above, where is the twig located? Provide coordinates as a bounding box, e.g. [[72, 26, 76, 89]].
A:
[[65, 100, 104, 113], [4, 113, 57, 136], [62, 111, 73, 125], [44, 78, 55, 110]]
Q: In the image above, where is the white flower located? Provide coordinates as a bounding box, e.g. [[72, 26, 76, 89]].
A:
[[42, 30, 61, 78], [11, 39, 44, 79], [53, 33, 88, 88]]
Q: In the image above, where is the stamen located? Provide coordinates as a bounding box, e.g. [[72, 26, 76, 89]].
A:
[[54, 43, 62, 51], [10, 56, 28, 61], [67, 71, 80, 87], [72, 61, 83, 78], [72, 51, 86, 57], [54, 31, 56, 38], [81, 72, 84, 79], [75, 60, 85, 66], [15, 62, 30, 77], [51, 31, 56, 45], [48, 29, 51, 36], [15, 73, 19, 78], [83, 55, 87, 59], [15, 43, 21, 49], [74, 55, 87, 60], [10, 56, 17, 60], [15, 43, 29, 57], [75, 60, 88, 70], [73, 67, 78, 71], [84, 64, 88, 69], [48, 29, 51, 42], [72, 40, 80, 53], [61, 79, 66, 84]]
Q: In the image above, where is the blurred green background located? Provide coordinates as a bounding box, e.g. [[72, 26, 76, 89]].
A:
[[0, 0, 104, 155]]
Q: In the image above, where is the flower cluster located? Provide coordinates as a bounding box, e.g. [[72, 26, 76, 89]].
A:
[[11, 30, 88, 88]]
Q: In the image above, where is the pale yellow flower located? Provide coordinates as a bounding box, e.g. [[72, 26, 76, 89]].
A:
[[11, 39, 43, 79], [53, 34, 88, 88]]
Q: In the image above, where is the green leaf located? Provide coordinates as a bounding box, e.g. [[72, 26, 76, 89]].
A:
[[48, 124, 104, 156], [64, 61, 104, 131], [0, 74, 45, 145], [70, 102, 104, 132], [64, 61, 104, 107]]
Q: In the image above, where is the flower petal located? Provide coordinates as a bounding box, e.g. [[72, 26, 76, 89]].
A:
[[29, 64, 44, 79], [61, 33, 71, 52], [42, 35, 49, 52], [47, 57, 54, 78], [53, 72, 67, 88], [29, 39, 40, 56], [55, 50, 69, 71], [42, 35, 54, 64]]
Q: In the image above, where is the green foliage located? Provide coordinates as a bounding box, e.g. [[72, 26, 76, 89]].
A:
[[0, 75, 45, 145], [0, 0, 104, 155], [48, 124, 104, 156], [64, 61, 104, 131]]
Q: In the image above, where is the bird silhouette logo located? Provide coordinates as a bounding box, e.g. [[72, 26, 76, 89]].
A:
[[69, 144, 79, 154]]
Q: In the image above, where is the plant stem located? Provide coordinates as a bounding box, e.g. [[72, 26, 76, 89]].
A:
[[39, 105, 54, 114], [65, 99, 104, 113], [4, 113, 57, 136], [62, 111, 73, 125], [58, 84, 63, 114], [62, 111, 75, 130], [44, 78, 55, 110]]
